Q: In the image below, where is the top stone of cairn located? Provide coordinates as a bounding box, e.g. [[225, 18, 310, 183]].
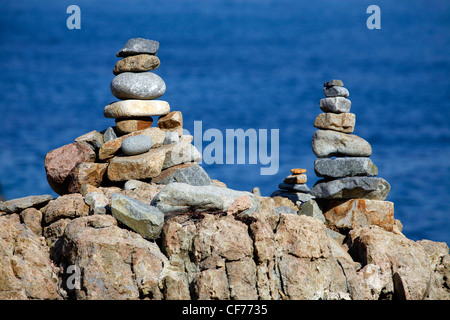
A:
[[116, 38, 159, 57], [324, 79, 343, 88]]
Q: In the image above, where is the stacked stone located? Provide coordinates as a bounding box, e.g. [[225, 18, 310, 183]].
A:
[[270, 168, 314, 207], [44, 38, 212, 196], [310, 80, 397, 233]]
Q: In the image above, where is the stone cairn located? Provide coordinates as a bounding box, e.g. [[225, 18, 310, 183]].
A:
[[309, 79, 399, 234], [44, 38, 212, 197]]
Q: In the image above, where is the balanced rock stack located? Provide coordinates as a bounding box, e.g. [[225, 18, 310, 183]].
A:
[[270, 168, 314, 206], [44, 38, 211, 196], [310, 80, 398, 233]]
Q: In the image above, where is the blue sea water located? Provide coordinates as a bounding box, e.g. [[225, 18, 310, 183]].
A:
[[0, 0, 449, 244]]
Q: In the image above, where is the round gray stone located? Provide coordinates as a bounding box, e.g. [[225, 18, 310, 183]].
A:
[[121, 135, 153, 156], [111, 72, 166, 100], [323, 86, 349, 98], [319, 97, 351, 113]]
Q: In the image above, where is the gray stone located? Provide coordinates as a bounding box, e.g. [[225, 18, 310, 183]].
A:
[[123, 179, 150, 190], [84, 192, 109, 215], [314, 158, 378, 178], [0, 195, 53, 213], [298, 199, 325, 223], [121, 135, 153, 156], [270, 190, 315, 204], [75, 130, 104, 151], [162, 141, 202, 169], [275, 206, 297, 215], [164, 131, 179, 145], [153, 164, 212, 186], [310, 177, 391, 200], [111, 193, 164, 240], [278, 183, 310, 193], [111, 72, 166, 100], [326, 228, 346, 245], [312, 130, 372, 158], [319, 97, 351, 113], [116, 38, 159, 57], [251, 187, 261, 197], [103, 127, 117, 143], [323, 86, 349, 97], [151, 183, 260, 218], [324, 80, 344, 88]]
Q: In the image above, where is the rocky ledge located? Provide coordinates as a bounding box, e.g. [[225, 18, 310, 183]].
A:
[[0, 39, 448, 300]]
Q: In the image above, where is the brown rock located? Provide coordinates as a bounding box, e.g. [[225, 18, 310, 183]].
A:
[[60, 215, 169, 300], [314, 113, 356, 133], [115, 117, 154, 134], [272, 196, 297, 212], [19, 208, 43, 236], [158, 111, 183, 129], [226, 258, 258, 300], [283, 174, 307, 184], [290, 168, 307, 175], [323, 199, 394, 232], [227, 195, 252, 215], [98, 127, 166, 160], [68, 162, 108, 193], [113, 54, 160, 75], [0, 194, 53, 213], [0, 214, 62, 299], [348, 226, 432, 300], [45, 142, 96, 195], [41, 193, 90, 225], [106, 145, 173, 182], [194, 268, 230, 300]]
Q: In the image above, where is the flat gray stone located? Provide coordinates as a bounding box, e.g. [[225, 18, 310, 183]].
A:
[[319, 97, 351, 113], [324, 80, 344, 88], [298, 199, 325, 223], [116, 38, 159, 57], [154, 164, 212, 186], [323, 86, 349, 97], [270, 190, 315, 204], [103, 127, 117, 143], [278, 183, 310, 193], [310, 177, 390, 200], [0, 194, 53, 213], [111, 193, 164, 240], [326, 228, 346, 245], [111, 72, 166, 100], [275, 206, 297, 215], [314, 157, 378, 178], [312, 130, 372, 158], [121, 135, 153, 155], [151, 183, 260, 218]]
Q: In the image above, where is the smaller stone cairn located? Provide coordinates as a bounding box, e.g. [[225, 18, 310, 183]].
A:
[[44, 38, 211, 196], [270, 168, 314, 207], [310, 80, 399, 234]]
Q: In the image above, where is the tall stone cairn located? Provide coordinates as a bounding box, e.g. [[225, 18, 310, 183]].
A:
[[44, 38, 211, 196], [310, 79, 399, 233]]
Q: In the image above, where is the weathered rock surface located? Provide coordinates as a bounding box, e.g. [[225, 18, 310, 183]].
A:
[[311, 177, 390, 200], [111, 72, 166, 100], [152, 183, 260, 218], [270, 190, 315, 204], [283, 174, 307, 184], [111, 193, 164, 240], [60, 215, 171, 300], [0, 214, 62, 299], [158, 111, 183, 130], [68, 162, 108, 193], [322, 199, 394, 232], [104, 100, 170, 118], [312, 130, 372, 158], [115, 117, 153, 134], [314, 157, 378, 179], [75, 130, 104, 151], [314, 112, 356, 133], [113, 54, 160, 75], [45, 142, 96, 195], [19, 207, 43, 235], [41, 193, 90, 225], [0, 194, 53, 213], [323, 86, 349, 97]]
